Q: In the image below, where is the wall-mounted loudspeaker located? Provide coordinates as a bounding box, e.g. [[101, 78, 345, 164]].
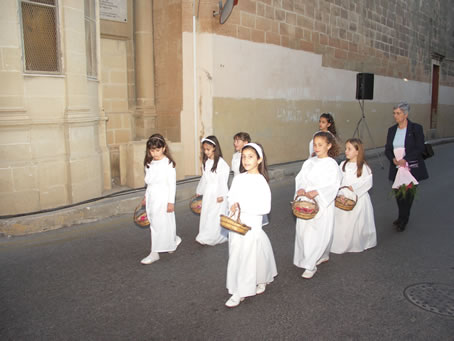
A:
[[213, 0, 239, 24], [356, 73, 374, 100]]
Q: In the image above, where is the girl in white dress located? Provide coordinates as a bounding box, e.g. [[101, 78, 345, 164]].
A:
[[294, 131, 342, 279], [231, 132, 251, 177], [309, 113, 338, 157], [231, 132, 270, 227], [331, 138, 377, 253], [141, 134, 181, 265], [195, 136, 230, 246], [225, 143, 277, 308]]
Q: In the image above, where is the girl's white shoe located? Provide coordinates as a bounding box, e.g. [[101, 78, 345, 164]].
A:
[[141, 252, 160, 265], [225, 294, 244, 308], [316, 257, 329, 266], [169, 236, 182, 254], [256, 283, 266, 295], [302, 267, 317, 279]]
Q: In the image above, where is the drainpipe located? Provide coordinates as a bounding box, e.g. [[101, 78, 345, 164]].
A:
[[193, 1, 199, 175]]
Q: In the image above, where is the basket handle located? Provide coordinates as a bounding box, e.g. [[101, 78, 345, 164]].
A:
[[229, 203, 242, 224], [133, 204, 139, 221], [292, 193, 315, 204], [338, 186, 358, 202]]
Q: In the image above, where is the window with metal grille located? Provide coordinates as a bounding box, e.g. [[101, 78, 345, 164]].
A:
[[20, 0, 60, 73], [85, 0, 97, 78]]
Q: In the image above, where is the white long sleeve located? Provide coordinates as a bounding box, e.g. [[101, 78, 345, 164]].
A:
[[196, 165, 207, 195], [217, 158, 230, 197], [167, 164, 176, 203], [340, 162, 373, 198]]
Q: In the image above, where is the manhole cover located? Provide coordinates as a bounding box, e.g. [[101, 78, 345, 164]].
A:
[[404, 283, 454, 317]]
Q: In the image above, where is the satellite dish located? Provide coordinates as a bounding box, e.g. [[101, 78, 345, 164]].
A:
[[213, 0, 238, 24]]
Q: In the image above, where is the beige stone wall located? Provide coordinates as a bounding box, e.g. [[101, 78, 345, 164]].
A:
[[175, 0, 454, 179], [185, 0, 454, 85], [180, 32, 454, 171], [99, 0, 135, 185], [153, 0, 183, 142], [213, 98, 440, 165], [101, 38, 133, 183], [0, 0, 107, 215]]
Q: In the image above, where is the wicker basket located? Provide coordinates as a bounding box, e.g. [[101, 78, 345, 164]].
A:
[[335, 186, 358, 211], [190, 195, 203, 214], [291, 194, 319, 220], [133, 201, 150, 228], [220, 205, 251, 235]]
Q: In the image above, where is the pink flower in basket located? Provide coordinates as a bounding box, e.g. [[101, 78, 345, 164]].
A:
[[296, 206, 315, 213]]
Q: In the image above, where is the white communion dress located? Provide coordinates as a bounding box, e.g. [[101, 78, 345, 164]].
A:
[[226, 173, 277, 298], [293, 156, 342, 271], [231, 152, 241, 177], [231, 151, 269, 226], [308, 138, 314, 157], [331, 161, 377, 253], [144, 157, 179, 252], [195, 157, 230, 245]]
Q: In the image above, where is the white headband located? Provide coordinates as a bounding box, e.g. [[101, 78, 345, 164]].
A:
[[201, 137, 216, 146], [243, 143, 263, 159], [150, 135, 165, 143], [313, 130, 335, 138]]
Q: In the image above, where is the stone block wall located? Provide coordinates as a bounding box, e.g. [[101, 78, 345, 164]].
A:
[[101, 38, 133, 184], [153, 0, 183, 142], [185, 0, 454, 85], [0, 0, 108, 215]]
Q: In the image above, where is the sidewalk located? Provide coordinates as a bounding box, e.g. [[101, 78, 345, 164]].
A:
[[1, 137, 452, 236]]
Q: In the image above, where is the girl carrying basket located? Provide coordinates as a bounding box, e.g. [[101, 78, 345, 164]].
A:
[[195, 136, 230, 246], [141, 134, 181, 265], [225, 143, 277, 308], [331, 138, 377, 254], [294, 132, 341, 279], [232, 132, 270, 227]]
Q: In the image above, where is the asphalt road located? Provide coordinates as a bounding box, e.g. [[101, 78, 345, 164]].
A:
[[1, 144, 453, 340]]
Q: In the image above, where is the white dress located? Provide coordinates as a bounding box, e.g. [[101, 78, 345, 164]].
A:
[[195, 157, 230, 245], [226, 173, 277, 298], [331, 161, 377, 253], [144, 157, 179, 252], [232, 151, 269, 226], [231, 152, 241, 177], [293, 157, 342, 271]]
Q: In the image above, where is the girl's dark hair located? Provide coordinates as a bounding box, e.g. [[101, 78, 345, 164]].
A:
[[239, 142, 269, 182], [233, 132, 251, 143], [144, 133, 176, 168], [202, 135, 223, 172], [313, 131, 340, 158], [320, 112, 337, 137], [343, 138, 369, 177]]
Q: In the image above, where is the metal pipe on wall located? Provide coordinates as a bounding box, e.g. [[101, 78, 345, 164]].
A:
[[193, 0, 200, 175]]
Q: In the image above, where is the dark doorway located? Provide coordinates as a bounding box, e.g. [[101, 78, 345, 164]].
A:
[[431, 64, 439, 129]]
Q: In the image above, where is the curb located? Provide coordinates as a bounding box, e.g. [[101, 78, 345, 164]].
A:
[[1, 137, 452, 237]]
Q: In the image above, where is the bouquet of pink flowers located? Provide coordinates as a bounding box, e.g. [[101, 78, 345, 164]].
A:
[[392, 148, 418, 199]]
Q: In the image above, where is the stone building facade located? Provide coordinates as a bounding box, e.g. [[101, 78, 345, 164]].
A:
[[1, 0, 110, 216], [1, 0, 453, 217]]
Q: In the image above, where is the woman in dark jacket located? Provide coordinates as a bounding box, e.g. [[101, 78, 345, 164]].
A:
[[384, 102, 428, 231]]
